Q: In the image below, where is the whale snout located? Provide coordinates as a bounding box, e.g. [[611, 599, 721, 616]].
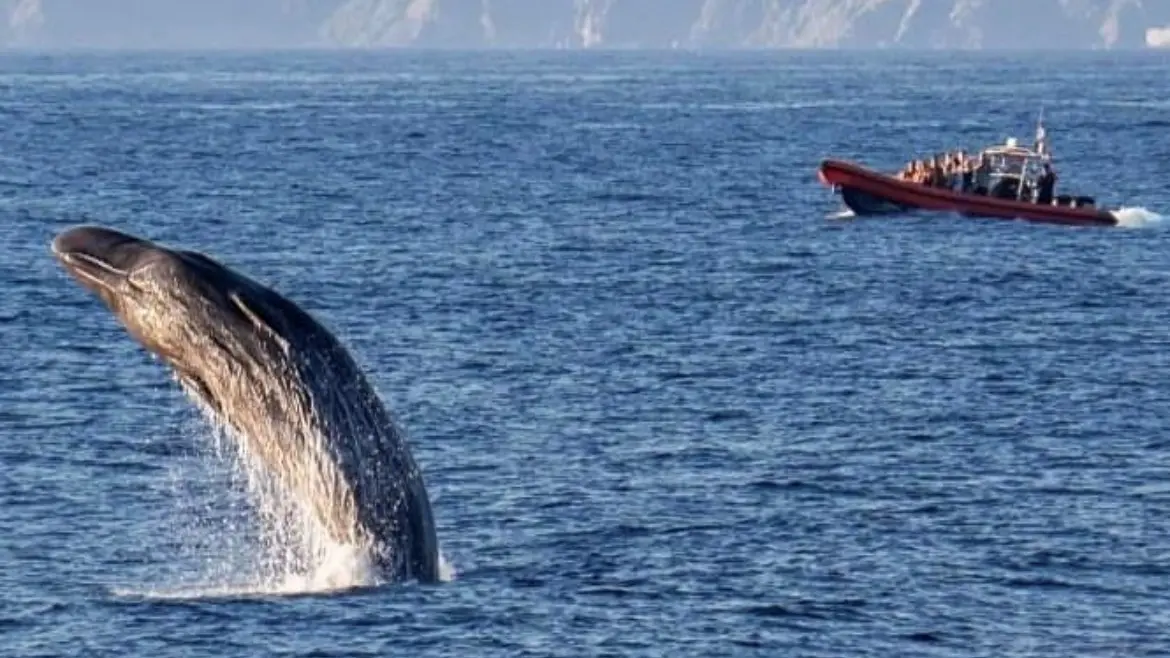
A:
[[52, 225, 142, 259], [52, 225, 156, 291]]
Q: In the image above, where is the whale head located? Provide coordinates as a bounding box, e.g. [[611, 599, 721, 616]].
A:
[[51, 225, 309, 413]]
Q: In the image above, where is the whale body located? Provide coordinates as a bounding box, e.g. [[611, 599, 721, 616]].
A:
[[52, 225, 440, 583]]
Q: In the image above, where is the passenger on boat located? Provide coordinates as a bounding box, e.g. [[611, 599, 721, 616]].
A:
[[1036, 163, 1057, 205], [910, 158, 938, 186], [972, 154, 991, 195], [949, 151, 966, 190], [959, 154, 974, 193], [901, 161, 916, 182], [915, 160, 929, 185], [897, 161, 918, 181], [929, 156, 947, 188], [939, 154, 953, 188]]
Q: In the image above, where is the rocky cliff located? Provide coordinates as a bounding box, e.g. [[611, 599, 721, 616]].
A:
[[3, 0, 1170, 50]]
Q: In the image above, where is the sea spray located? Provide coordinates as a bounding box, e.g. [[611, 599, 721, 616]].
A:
[[1111, 207, 1164, 228], [194, 400, 382, 593], [111, 341, 448, 599], [122, 379, 382, 599]]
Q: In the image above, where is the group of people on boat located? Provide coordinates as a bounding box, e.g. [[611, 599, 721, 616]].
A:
[[895, 149, 1058, 205], [896, 151, 989, 193]]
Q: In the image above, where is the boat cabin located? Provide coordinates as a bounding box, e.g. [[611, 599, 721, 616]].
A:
[[979, 137, 1049, 202]]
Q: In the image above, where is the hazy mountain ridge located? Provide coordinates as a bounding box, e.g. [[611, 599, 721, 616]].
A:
[[4, 0, 1170, 49]]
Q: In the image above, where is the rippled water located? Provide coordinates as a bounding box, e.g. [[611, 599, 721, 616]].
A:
[[3, 50, 1170, 657]]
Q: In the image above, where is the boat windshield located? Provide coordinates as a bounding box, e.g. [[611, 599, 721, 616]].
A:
[[975, 138, 1052, 200], [981, 139, 1049, 192]]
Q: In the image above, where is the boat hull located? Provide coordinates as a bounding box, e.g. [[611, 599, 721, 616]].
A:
[[840, 187, 910, 215], [818, 159, 1117, 227]]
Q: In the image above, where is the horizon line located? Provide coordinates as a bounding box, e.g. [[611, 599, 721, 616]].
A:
[[1, 45, 1168, 55]]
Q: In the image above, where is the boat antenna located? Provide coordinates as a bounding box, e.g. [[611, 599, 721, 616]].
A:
[[1035, 106, 1048, 156]]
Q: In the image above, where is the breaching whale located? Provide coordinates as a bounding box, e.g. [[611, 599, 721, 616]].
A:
[[51, 225, 441, 584]]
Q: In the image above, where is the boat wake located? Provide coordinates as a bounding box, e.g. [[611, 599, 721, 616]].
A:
[[1110, 207, 1165, 229]]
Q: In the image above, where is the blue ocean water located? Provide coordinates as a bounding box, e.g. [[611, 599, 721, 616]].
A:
[[3, 49, 1170, 657]]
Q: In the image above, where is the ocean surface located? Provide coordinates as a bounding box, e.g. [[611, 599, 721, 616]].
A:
[[3, 49, 1170, 657]]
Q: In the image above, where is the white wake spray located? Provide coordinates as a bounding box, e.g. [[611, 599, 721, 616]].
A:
[[1110, 207, 1165, 229]]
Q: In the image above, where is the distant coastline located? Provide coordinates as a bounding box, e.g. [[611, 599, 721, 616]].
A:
[[4, 1, 1170, 52]]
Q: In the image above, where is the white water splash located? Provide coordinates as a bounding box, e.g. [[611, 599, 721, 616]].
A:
[[827, 208, 856, 220], [109, 399, 456, 601], [108, 421, 373, 599], [438, 553, 457, 582], [111, 543, 378, 601], [1110, 207, 1164, 229], [111, 548, 457, 602]]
